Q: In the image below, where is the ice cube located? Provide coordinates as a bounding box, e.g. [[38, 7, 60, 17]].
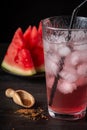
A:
[[65, 51, 80, 66], [58, 45, 71, 57], [57, 80, 77, 94], [79, 50, 87, 63], [65, 50, 87, 67], [43, 39, 51, 52], [77, 63, 87, 76], [45, 52, 61, 75], [45, 57, 58, 75], [59, 67, 78, 83]]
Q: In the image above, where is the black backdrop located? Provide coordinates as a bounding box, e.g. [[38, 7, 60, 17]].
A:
[[0, 0, 87, 43]]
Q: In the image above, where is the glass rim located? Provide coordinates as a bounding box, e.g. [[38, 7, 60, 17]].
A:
[[42, 15, 87, 31]]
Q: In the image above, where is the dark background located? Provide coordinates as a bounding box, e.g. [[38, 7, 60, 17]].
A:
[[0, 0, 87, 43]]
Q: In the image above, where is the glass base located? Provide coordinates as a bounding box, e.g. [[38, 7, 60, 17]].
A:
[[48, 108, 86, 121]]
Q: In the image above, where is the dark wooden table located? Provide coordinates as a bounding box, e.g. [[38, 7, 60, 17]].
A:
[[0, 43, 87, 130]]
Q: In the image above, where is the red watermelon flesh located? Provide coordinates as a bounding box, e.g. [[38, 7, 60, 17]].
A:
[[38, 21, 42, 40], [1, 27, 36, 76], [24, 26, 39, 50], [31, 45, 44, 72], [23, 25, 32, 49], [23, 22, 45, 72]]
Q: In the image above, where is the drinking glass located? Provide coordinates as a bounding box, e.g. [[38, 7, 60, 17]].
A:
[[42, 16, 87, 120]]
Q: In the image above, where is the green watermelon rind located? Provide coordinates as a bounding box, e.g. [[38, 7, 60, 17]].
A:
[[1, 61, 36, 76], [36, 64, 45, 72]]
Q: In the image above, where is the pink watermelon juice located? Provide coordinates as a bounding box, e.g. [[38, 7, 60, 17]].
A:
[[46, 75, 87, 113], [44, 41, 87, 120], [43, 38, 87, 120]]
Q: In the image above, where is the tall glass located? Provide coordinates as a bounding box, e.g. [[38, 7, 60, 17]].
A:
[[42, 16, 87, 120]]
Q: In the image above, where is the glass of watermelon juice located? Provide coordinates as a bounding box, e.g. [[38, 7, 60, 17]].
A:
[[42, 16, 87, 120]]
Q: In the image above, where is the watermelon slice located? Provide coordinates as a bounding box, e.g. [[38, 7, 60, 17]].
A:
[[23, 22, 45, 72], [31, 44, 44, 72], [38, 21, 42, 40], [23, 25, 32, 49], [1, 28, 36, 76], [24, 25, 39, 50]]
